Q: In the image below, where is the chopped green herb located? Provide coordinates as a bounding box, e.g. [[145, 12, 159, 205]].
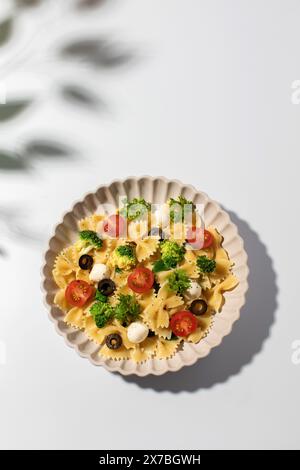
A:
[[169, 195, 195, 223], [79, 230, 103, 249], [197, 255, 216, 273], [90, 302, 114, 328], [114, 294, 140, 325], [95, 290, 108, 303], [167, 269, 191, 295], [116, 244, 135, 259], [152, 259, 169, 273], [115, 267, 123, 274], [120, 197, 151, 221]]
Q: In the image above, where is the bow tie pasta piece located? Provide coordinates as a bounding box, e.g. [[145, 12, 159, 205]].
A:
[[136, 289, 156, 309], [54, 288, 69, 312], [78, 214, 105, 232], [110, 268, 132, 288], [130, 336, 159, 363], [75, 268, 90, 283], [85, 317, 135, 349], [155, 338, 181, 360], [180, 260, 199, 279], [85, 315, 108, 344], [64, 307, 86, 329], [135, 237, 159, 263], [142, 284, 184, 329], [153, 327, 173, 339], [53, 269, 75, 289], [52, 246, 79, 289], [187, 327, 203, 344], [209, 248, 233, 284], [186, 308, 214, 343], [99, 344, 132, 361], [93, 239, 116, 264], [96, 321, 136, 361], [53, 246, 78, 280], [207, 274, 239, 312]]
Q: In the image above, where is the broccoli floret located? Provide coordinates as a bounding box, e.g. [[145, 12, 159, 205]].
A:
[[112, 244, 136, 269], [90, 302, 114, 328], [167, 269, 191, 295], [152, 259, 169, 273], [197, 255, 216, 273], [114, 294, 140, 325], [120, 197, 151, 221], [90, 292, 140, 328], [160, 240, 185, 269], [79, 230, 103, 249], [116, 245, 135, 258], [168, 196, 195, 223], [95, 290, 108, 303]]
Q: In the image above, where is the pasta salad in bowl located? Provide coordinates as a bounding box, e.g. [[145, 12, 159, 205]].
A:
[[42, 177, 248, 376]]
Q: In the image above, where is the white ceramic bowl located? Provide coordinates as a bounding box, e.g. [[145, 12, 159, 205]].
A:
[[42, 176, 249, 376]]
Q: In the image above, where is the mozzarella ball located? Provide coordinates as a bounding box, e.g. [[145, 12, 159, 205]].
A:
[[127, 322, 149, 344], [89, 263, 110, 283], [154, 204, 170, 229], [184, 280, 202, 301]]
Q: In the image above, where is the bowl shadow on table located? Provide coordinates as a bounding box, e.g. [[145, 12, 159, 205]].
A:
[[120, 210, 278, 392]]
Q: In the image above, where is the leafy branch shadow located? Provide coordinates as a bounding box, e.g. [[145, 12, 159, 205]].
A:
[[0, 0, 137, 255]]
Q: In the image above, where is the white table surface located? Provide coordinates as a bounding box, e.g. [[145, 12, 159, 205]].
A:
[[0, 0, 299, 450]]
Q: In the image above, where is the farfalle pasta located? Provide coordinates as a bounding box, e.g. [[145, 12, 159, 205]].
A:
[[52, 196, 238, 363]]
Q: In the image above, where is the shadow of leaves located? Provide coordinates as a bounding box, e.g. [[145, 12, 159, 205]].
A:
[[61, 84, 105, 110], [0, 100, 32, 123], [0, 150, 29, 171], [60, 38, 135, 68], [23, 139, 74, 159], [15, 0, 42, 7], [0, 139, 75, 256], [76, 0, 107, 8], [0, 17, 13, 47]]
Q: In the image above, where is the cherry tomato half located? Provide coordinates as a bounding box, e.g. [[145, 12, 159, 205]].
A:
[[170, 310, 198, 337], [65, 280, 94, 307], [127, 267, 154, 294], [103, 214, 125, 238], [186, 227, 213, 250]]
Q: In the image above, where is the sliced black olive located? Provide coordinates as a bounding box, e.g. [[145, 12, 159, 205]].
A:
[[148, 227, 165, 242], [98, 278, 116, 296], [147, 330, 156, 337], [79, 254, 93, 270], [105, 333, 122, 350], [153, 281, 160, 294], [190, 299, 208, 316]]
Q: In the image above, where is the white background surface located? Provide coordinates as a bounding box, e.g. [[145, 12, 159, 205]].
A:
[[0, 0, 299, 450]]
